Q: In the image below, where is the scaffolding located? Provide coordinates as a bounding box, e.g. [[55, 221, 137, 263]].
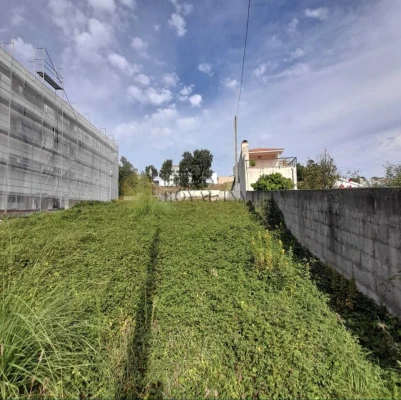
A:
[[0, 42, 119, 211]]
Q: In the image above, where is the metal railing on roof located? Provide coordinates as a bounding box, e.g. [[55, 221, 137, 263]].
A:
[[245, 157, 297, 169]]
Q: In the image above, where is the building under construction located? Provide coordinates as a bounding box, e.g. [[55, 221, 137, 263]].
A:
[[0, 45, 118, 212]]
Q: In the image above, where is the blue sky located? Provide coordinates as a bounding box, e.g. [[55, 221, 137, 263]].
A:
[[1, 0, 401, 177]]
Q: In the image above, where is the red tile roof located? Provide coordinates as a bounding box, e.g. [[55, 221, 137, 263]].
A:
[[249, 148, 284, 152]]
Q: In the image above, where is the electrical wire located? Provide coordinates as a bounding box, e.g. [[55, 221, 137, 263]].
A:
[[235, 0, 251, 117]]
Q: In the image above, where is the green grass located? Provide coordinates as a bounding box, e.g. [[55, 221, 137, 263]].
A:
[[0, 199, 400, 398]]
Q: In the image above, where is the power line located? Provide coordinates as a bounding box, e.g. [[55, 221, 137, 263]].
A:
[[236, 0, 251, 117]]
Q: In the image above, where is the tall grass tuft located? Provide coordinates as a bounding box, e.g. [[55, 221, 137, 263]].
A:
[[0, 267, 110, 399]]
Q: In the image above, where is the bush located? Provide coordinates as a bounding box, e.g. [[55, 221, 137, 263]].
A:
[[251, 172, 294, 191]]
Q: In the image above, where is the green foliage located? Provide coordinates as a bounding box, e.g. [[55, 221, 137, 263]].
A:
[[119, 156, 138, 196], [383, 162, 401, 187], [0, 266, 110, 398], [296, 162, 306, 183], [251, 172, 294, 191], [144, 165, 158, 182], [249, 159, 256, 167], [1, 200, 400, 398], [250, 198, 401, 377], [159, 159, 173, 185], [298, 149, 340, 189], [178, 149, 213, 189]]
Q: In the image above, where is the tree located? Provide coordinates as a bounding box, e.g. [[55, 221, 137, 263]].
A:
[[118, 156, 138, 196], [177, 152, 192, 188], [251, 173, 294, 191], [144, 165, 158, 182], [296, 163, 306, 185], [298, 149, 340, 189], [178, 149, 213, 189], [159, 159, 173, 186], [383, 162, 401, 187], [342, 168, 366, 184]]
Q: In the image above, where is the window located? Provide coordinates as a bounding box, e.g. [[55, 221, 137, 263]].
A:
[[44, 104, 48, 112], [18, 85, 23, 94]]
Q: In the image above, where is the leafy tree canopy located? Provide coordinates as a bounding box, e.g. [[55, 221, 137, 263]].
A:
[[144, 165, 158, 181], [383, 162, 401, 187], [251, 173, 294, 191], [118, 157, 138, 196], [178, 149, 213, 189], [298, 149, 340, 189], [159, 159, 173, 186]]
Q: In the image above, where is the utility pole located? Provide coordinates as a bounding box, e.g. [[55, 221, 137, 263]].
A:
[[234, 116, 238, 189]]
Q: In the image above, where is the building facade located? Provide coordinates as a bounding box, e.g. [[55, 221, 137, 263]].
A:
[[234, 140, 297, 194], [0, 47, 118, 211]]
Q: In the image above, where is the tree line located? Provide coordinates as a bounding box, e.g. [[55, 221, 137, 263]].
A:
[[118, 149, 213, 196]]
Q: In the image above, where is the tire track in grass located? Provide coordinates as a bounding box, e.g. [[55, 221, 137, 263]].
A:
[[118, 227, 163, 399]]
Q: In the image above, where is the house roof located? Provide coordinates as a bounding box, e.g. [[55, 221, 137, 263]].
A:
[[249, 148, 284, 153]]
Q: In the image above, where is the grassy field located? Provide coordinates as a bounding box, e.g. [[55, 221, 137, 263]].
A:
[[0, 198, 400, 398]]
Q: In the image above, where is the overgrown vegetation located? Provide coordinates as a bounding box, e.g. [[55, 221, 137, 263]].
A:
[[297, 149, 340, 189], [1, 199, 400, 398], [248, 198, 401, 381]]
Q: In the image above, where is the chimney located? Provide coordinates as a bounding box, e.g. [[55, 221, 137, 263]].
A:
[[241, 140, 249, 158]]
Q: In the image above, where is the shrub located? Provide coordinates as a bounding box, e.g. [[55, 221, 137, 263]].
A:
[[251, 172, 294, 191]]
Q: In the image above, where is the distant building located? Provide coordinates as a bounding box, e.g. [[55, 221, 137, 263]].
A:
[[234, 140, 297, 194], [333, 179, 366, 188], [217, 176, 234, 185], [157, 165, 179, 187]]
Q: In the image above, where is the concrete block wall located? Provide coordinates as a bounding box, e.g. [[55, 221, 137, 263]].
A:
[[247, 189, 401, 318]]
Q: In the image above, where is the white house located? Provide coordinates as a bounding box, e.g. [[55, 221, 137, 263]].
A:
[[234, 140, 297, 195]]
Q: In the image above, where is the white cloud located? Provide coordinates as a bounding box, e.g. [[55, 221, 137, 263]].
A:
[[274, 63, 310, 79], [253, 63, 268, 78], [188, 94, 202, 107], [287, 17, 299, 33], [178, 85, 194, 101], [48, 0, 87, 37], [127, 85, 173, 106], [168, 13, 186, 37], [149, 105, 179, 122], [154, 24, 160, 31], [107, 53, 139, 75], [163, 73, 179, 87], [74, 19, 114, 62], [177, 117, 200, 132], [131, 36, 148, 57], [113, 105, 200, 148], [182, 3, 194, 16], [198, 63, 214, 76], [11, 6, 25, 26], [223, 78, 239, 90], [87, 0, 115, 12], [12, 37, 35, 64], [135, 73, 151, 86], [118, 0, 136, 8], [304, 8, 328, 20], [180, 85, 194, 96], [287, 48, 305, 61], [169, 0, 193, 15]]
